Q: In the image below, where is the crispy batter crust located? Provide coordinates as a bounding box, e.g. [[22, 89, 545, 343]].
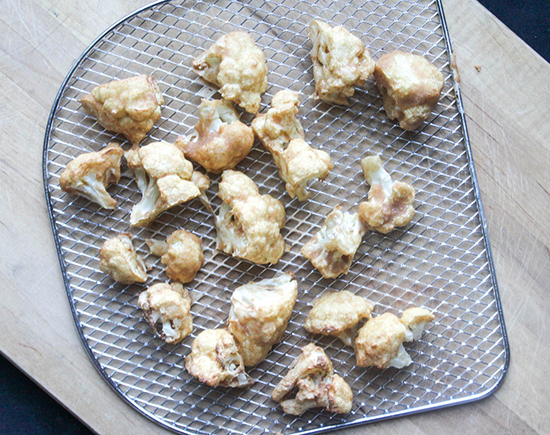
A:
[[99, 233, 147, 284]]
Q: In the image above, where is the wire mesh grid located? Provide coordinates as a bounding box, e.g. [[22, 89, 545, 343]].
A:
[[43, 0, 509, 433]]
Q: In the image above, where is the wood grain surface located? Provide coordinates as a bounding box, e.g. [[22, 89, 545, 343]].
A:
[[0, 0, 548, 434]]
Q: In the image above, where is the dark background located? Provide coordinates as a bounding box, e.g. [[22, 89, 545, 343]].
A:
[[1, 1, 548, 434]]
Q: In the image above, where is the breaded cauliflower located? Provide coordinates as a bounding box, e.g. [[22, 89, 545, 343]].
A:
[[99, 233, 147, 284], [309, 20, 375, 105], [301, 206, 367, 278], [192, 31, 268, 113], [358, 155, 415, 234], [304, 290, 374, 346], [374, 51, 444, 130], [138, 282, 193, 344], [355, 307, 434, 369], [80, 75, 164, 144], [125, 142, 201, 227], [228, 273, 298, 366], [215, 170, 286, 264], [271, 343, 353, 415], [59, 142, 123, 209], [146, 230, 204, 283], [176, 99, 254, 173], [185, 329, 254, 388], [252, 91, 333, 200]]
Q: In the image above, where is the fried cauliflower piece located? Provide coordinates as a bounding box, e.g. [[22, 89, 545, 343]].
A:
[[146, 230, 204, 283], [125, 142, 201, 227], [59, 142, 123, 209], [358, 155, 415, 234], [304, 290, 374, 346], [271, 343, 353, 415], [80, 75, 164, 144], [309, 20, 375, 105], [185, 329, 254, 388], [192, 31, 267, 113], [301, 206, 367, 278], [215, 170, 286, 264], [176, 99, 254, 173], [99, 233, 147, 284], [355, 307, 434, 369], [252, 91, 333, 201], [138, 282, 193, 344], [374, 51, 444, 130], [228, 273, 298, 366]]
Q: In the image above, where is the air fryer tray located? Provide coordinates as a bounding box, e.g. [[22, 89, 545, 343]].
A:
[[43, 1, 509, 434]]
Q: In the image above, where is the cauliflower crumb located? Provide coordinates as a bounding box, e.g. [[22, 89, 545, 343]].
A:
[[138, 282, 193, 344], [60, 142, 123, 209], [176, 99, 254, 173], [374, 51, 444, 130], [271, 343, 353, 415], [192, 31, 267, 113], [80, 75, 164, 144], [309, 20, 375, 105], [99, 233, 147, 284], [228, 273, 298, 366], [185, 329, 254, 388], [215, 170, 286, 264], [304, 290, 374, 346]]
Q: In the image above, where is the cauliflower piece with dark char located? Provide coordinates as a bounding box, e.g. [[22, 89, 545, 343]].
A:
[[374, 50, 444, 130], [125, 142, 201, 227], [99, 233, 147, 284], [252, 90, 333, 201], [60, 142, 123, 209], [359, 155, 415, 234], [355, 307, 434, 369], [146, 230, 204, 283], [271, 343, 353, 415], [228, 273, 298, 366], [192, 31, 267, 114], [301, 206, 367, 278], [304, 290, 374, 346], [80, 75, 164, 144], [216, 170, 286, 264], [309, 20, 375, 105], [185, 329, 254, 388], [138, 282, 193, 344]]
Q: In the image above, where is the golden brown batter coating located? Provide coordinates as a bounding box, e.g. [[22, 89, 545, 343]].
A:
[[80, 75, 164, 144], [309, 20, 375, 105], [374, 51, 444, 130], [228, 273, 298, 366], [99, 233, 147, 284], [59, 142, 123, 209], [192, 31, 267, 113]]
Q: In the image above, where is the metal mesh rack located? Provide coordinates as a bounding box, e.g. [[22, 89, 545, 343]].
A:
[[43, 0, 509, 434]]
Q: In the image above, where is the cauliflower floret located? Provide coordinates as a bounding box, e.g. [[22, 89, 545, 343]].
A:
[[146, 230, 204, 283], [228, 273, 298, 366], [304, 290, 374, 346], [125, 142, 201, 227], [80, 75, 164, 144], [358, 155, 415, 234], [301, 206, 367, 278], [138, 282, 193, 344], [176, 99, 254, 173], [374, 51, 444, 130], [185, 329, 254, 388], [271, 343, 353, 415], [59, 142, 123, 209], [192, 31, 267, 113], [215, 170, 286, 264], [252, 91, 333, 201], [99, 233, 147, 284], [309, 20, 375, 105], [355, 307, 434, 369]]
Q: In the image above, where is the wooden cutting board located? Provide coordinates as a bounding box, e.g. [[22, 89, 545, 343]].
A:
[[0, 0, 548, 434]]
